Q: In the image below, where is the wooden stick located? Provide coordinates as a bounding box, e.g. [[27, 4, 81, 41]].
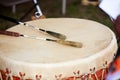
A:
[[0, 30, 82, 48], [0, 15, 66, 40]]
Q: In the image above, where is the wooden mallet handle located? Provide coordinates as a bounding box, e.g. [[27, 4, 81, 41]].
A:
[[0, 31, 20, 37]]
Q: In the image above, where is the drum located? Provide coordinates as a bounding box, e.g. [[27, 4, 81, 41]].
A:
[[0, 18, 118, 80]]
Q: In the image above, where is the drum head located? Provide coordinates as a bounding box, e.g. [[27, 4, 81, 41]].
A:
[[0, 18, 114, 63]]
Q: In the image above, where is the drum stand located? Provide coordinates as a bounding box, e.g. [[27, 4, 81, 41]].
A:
[[20, 0, 45, 21]]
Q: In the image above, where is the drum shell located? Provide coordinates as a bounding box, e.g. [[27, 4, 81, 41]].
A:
[[0, 18, 118, 80]]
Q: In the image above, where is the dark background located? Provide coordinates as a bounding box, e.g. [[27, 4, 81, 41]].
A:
[[0, 0, 112, 30]]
